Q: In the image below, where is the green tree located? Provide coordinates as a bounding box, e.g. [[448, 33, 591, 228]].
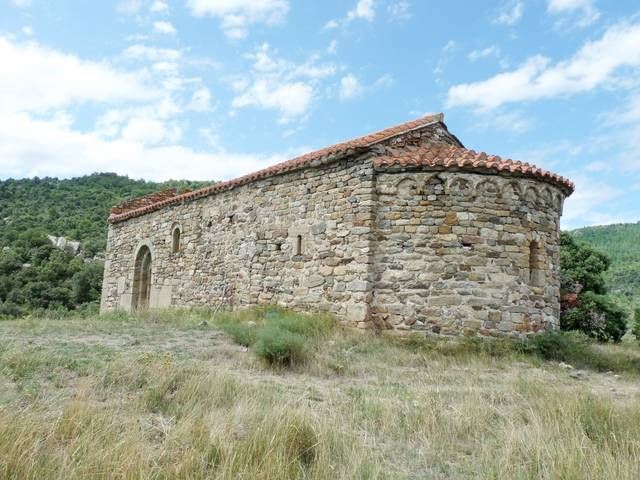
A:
[[560, 232, 628, 342], [561, 291, 627, 342], [71, 261, 104, 304], [560, 233, 609, 294], [0, 173, 211, 317]]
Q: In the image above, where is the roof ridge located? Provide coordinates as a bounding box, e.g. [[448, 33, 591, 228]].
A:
[[109, 113, 446, 223], [374, 144, 574, 193]]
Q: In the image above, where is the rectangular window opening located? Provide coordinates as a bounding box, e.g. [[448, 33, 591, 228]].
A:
[[295, 235, 302, 256]]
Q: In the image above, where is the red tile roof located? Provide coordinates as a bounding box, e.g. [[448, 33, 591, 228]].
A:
[[108, 113, 573, 224], [374, 144, 574, 193], [109, 189, 180, 216], [108, 113, 445, 223]]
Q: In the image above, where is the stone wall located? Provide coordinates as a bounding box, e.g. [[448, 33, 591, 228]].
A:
[[101, 154, 378, 325], [101, 121, 567, 336], [371, 169, 565, 335]]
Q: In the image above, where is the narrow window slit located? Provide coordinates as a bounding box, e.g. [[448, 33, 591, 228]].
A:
[[172, 227, 181, 253], [295, 235, 302, 256], [529, 240, 543, 286]]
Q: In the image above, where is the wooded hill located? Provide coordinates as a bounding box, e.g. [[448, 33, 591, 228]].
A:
[[0, 173, 209, 316], [571, 222, 640, 311], [0, 173, 209, 257]]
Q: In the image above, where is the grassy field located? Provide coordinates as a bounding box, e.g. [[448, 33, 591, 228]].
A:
[[1, 308, 640, 479]]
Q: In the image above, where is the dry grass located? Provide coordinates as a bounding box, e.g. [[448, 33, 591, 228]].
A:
[[0, 308, 639, 479]]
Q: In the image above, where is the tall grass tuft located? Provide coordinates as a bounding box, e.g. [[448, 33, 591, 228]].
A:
[[215, 307, 337, 367], [1, 307, 640, 478], [254, 327, 307, 366]]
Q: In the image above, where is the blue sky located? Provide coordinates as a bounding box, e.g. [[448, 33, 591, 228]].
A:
[[1, 0, 639, 229]]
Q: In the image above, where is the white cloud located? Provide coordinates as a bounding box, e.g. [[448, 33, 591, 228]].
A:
[[447, 20, 640, 110], [494, 0, 524, 26], [562, 174, 625, 228], [605, 91, 640, 125], [586, 88, 640, 175], [468, 45, 501, 62], [94, 97, 182, 142], [327, 39, 338, 55], [601, 100, 640, 172], [323, 19, 340, 30], [0, 35, 214, 151], [0, 111, 285, 182], [153, 20, 176, 35], [230, 43, 336, 121], [347, 0, 375, 22], [0, 25, 285, 184], [373, 74, 394, 88], [584, 161, 610, 173], [186, 0, 289, 39], [388, 1, 411, 22], [547, 0, 600, 28], [121, 117, 182, 145], [117, 0, 144, 15], [339, 74, 364, 101], [335, 72, 393, 102], [0, 37, 157, 114], [433, 40, 457, 76], [21, 26, 34, 36], [9, 0, 32, 7], [473, 110, 533, 134], [188, 87, 213, 112], [122, 44, 182, 62], [233, 80, 312, 118], [150, 0, 168, 13], [325, 0, 376, 29]]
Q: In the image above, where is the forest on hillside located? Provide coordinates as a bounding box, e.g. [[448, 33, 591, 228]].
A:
[[571, 223, 640, 311], [0, 174, 210, 316]]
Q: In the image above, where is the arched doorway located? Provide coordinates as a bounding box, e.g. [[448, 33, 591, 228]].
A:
[[132, 245, 152, 311]]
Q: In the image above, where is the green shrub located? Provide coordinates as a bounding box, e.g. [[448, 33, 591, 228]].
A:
[[559, 232, 629, 343], [394, 333, 531, 358], [268, 311, 335, 339], [214, 308, 337, 368], [561, 291, 627, 342], [0, 301, 23, 318], [218, 322, 258, 347], [254, 327, 307, 366], [632, 308, 640, 343], [560, 232, 609, 294], [529, 331, 640, 373], [393, 330, 640, 374], [529, 331, 591, 363]]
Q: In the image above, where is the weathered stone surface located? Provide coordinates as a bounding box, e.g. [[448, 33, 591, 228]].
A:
[[48, 235, 81, 255], [101, 121, 567, 338]]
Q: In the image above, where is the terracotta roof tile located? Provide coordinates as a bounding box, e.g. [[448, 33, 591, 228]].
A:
[[108, 113, 445, 223], [374, 144, 574, 193], [108, 114, 573, 224]]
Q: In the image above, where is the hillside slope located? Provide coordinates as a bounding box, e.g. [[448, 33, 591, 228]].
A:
[[571, 223, 640, 310], [0, 174, 211, 315], [0, 173, 211, 256]]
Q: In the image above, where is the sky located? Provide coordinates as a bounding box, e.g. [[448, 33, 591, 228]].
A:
[[1, 0, 639, 229]]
